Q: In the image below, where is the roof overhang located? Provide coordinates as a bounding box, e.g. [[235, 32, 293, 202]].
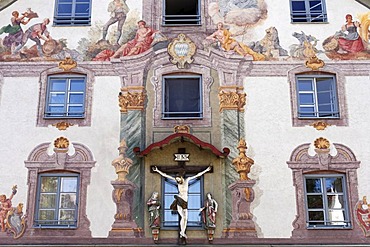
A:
[[134, 133, 230, 158]]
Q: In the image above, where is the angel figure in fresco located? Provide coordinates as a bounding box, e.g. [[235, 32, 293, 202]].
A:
[[0, 186, 17, 232], [334, 14, 365, 53], [102, 0, 130, 45], [205, 22, 265, 61], [147, 191, 161, 228], [0, 9, 38, 54], [200, 193, 218, 229]]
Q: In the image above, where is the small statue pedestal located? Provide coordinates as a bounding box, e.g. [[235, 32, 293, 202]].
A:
[[151, 228, 160, 242], [206, 227, 215, 243], [108, 180, 143, 238], [222, 179, 257, 238]]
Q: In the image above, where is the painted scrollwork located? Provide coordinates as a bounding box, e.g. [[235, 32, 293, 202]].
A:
[[58, 57, 77, 71], [54, 137, 69, 149]]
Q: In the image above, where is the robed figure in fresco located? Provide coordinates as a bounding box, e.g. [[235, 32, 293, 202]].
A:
[[152, 166, 212, 239], [205, 22, 265, 61], [336, 14, 365, 53]]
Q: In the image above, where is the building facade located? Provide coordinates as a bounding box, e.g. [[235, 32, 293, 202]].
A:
[[0, 0, 370, 245]]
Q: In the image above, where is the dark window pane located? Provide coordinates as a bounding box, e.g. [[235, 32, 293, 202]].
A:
[[307, 195, 323, 208], [58, 4, 73, 15], [317, 92, 332, 104], [292, 1, 306, 11], [306, 178, 322, 193], [188, 195, 201, 208], [75, 3, 90, 15], [60, 194, 76, 208], [316, 78, 333, 91], [69, 94, 84, 104], [50, 94, 66, 104], [308, 210, 324, 221]]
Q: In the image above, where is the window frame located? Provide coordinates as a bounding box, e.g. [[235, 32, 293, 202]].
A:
[[54, 0, 92, 26], [161, 175, 204, 229], [296, 74, 339, 119], [34, 173, 80, 229], [304, 174, 351, 229], [45, 75, 86, 119], [290, 0, 328, 23], [37, 66, 94, 128], [162, 75, 203, 120], [288, 66, 348, 127], [162, 0, 201, 26]]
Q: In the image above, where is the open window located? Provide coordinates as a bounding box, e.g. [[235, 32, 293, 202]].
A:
[[163, 0, 201, 25], [54, 0, 91, 26], [162, 75, 202, 119], [290, 0, 328, 23]]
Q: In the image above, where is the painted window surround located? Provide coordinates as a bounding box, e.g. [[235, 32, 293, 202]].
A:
[[24, 142, 95, 237], [151, 64, 213, 128], [37, 66, 94, 127], [288, 65, 348, 127], [287, 143, 362, 239]]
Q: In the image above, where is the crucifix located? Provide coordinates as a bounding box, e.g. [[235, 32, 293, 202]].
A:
[[151, 148, 213, 241]]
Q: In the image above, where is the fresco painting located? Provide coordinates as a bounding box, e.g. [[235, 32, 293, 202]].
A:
[[0, 2, 369, 62], [323, 12, 370, 60]]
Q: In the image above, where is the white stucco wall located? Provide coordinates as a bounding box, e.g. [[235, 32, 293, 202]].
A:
[[244, 74, 370, 238], [0, 75, 121, 237]]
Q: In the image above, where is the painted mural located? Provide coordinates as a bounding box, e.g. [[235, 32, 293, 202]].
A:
[[0, 1, 369, 62], [323, 13, 370, 60]]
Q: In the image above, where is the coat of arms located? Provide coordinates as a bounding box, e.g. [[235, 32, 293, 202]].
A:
[[167, 33, 196, 69]]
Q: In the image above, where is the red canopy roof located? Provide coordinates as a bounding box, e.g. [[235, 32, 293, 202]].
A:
[[134, 133, 230, 158]]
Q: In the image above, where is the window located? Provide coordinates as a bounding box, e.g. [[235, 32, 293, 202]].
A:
[[54, 0, 91, 26], [45, 75, 86, 118], [35, 174, 79, 228], [163, 0, 201, 25], [290, 0, 327, 23], [304, 175, 350, 228], [163, 176, 202, 228], [288, 143, 360, 239], [296, 75, 339, 118], [162, 75, 202, 119]]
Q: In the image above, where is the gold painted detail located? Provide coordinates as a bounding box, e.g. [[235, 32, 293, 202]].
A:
[[58, 57, 77, 71], [52, 121, 74, 130], [54, 137, 69, 148], [305, 55, 325, 70], [310, 121, 331, 130], [112, 139, 133, 181], [314, 137, 330, 149], [232, 139, 254, 180], [174, 125, 190, 134], [218, 86, 246, 112], [119, 87, 146, 113], [168, 33, 196, 69]]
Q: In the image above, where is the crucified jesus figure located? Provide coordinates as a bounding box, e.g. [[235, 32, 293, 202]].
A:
[[152, 165, 212, 238]]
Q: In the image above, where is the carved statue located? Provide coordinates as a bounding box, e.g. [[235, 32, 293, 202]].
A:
[[200, 193, 218, 229], [152, 166, 211, 239], [147, 191, 161, 228]]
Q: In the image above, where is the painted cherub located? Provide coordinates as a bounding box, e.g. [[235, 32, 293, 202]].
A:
[[0, 186, 17, 232]]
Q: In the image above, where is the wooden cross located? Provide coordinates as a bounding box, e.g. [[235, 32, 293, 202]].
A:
[[150, 148, 213, 176]]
